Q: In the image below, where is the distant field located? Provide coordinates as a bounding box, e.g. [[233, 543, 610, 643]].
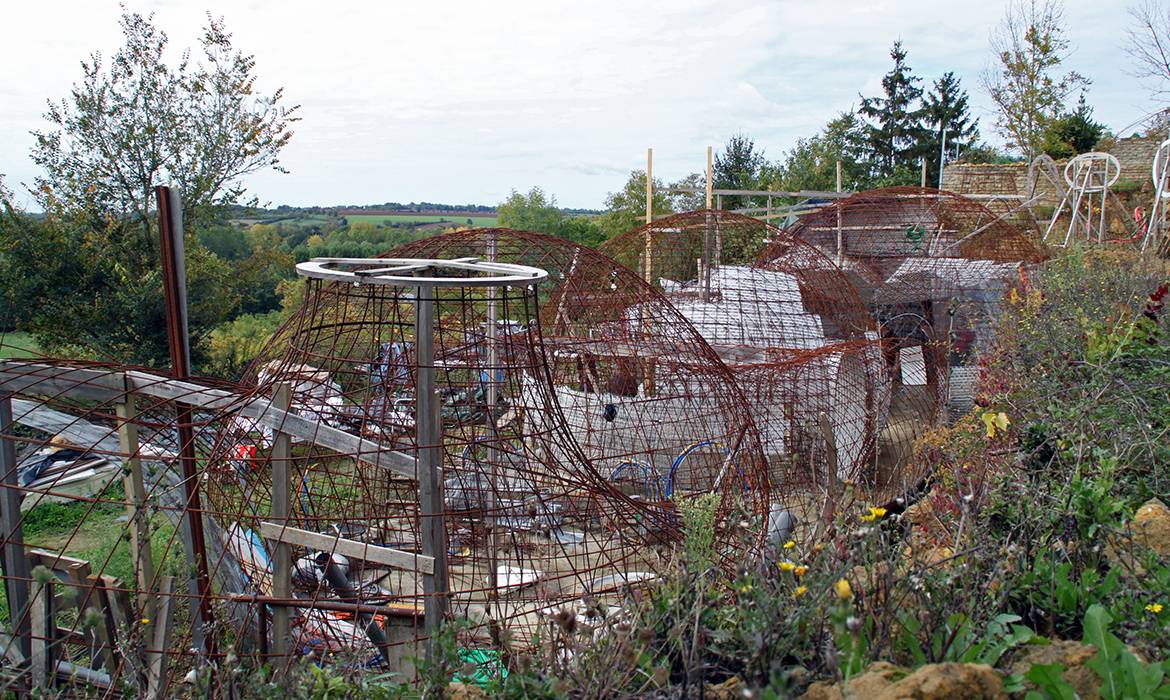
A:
[[345, 214, 498, 227], [0, 332, 40, 359]]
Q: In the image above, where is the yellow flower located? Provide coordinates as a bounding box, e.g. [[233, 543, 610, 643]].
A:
[[783, 540, 796, 550], [860, 506, 888, 523], [794, 565, 809, 577], [1147, 603, 1164, 614], [736, 582, 753, 594], [834, 578, 853, 600], [779, 561, 796, 573], [793, 585, 808, 599], [140, 618, 151, 625]]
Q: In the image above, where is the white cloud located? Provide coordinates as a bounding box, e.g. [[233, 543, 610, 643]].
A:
[[0, 0, 1150, 209]]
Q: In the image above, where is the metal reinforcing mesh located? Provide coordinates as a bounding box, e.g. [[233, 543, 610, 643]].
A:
[[0, 192, 1043, 694]]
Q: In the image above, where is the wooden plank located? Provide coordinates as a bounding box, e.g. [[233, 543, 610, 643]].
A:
[[85, 575, 122, 677], [243, 401, 417, 478], [269, 384, 291, 657], [145, 576, 175, 700], [258, 522, 433, 574], [0, 362, 124, 403], [116, 397, 155, 622], [0, 395, 31, 663], [1, 362, 418, 478], [30, 574, 56, 691], [125, 371, 239, 412]]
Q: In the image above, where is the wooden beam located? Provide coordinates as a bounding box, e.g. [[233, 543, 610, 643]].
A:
[[144, 576, 175, 700], [30, 573, 56, 691], [0, 395, 31, 663], [0, 362, 124, 403], [115, 396, 155, 622], [269, 384, 291, 657], [258, 522, 433, 574], [0, 361, 418, 479], [645, 147, 653, 225]]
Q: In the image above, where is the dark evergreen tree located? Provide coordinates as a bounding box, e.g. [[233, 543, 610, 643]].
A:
[[858, 41, 929, 184], [713, 134, 766, 209], [1040, 93, 1106, 158], [923, 72, 979, 186]]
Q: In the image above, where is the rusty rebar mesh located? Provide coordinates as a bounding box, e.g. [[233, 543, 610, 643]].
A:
[[598, 210, 923, 498], [0, 196, 1039, 692], [0, 358, 266, 694], [0, 240, 776, 693], [756, 188, 1047, 489]]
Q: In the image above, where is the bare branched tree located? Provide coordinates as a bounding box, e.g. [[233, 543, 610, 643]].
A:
[[981, 0, 1089, 160], [1125, 0, 1170, 99]]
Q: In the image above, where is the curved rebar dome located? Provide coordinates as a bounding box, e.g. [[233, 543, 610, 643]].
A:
[[384, 228, 769, 504], [600, 210, 911, 495], [765, 187, 1046, 426], [192, 228, 774, 675]]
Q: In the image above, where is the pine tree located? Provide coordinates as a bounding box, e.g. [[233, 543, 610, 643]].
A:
[[858, 41, 930, 183], [713, 134, 766, 209], [923, 72, 979, 186]]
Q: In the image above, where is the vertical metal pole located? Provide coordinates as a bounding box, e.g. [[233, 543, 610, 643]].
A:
[[270, 383, 291, 657], [484, 234, 500, 620], [414, 277, 449, 645], [155, 185, 214, 657], [920, 158, 927, 188], [0, 395, 31, 663]]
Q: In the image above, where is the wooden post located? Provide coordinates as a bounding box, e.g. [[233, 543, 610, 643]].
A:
[[836, 160, 842, 193], [716, 194, 722, 211], [706, 146, 713, 210], [144, 576, 175, 700], [645, 147, 653, 224], [116, 396, 155, 620], [815, 411, 840, 541], [920, 158, 927, 188], [270, 383, 291, 657], [767, 195, 773, 222], [30, 573, 55, 691], [415, 278, 449, 648], [0, 395, 31, 663]]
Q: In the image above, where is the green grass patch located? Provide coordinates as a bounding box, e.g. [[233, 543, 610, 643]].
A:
[[0, 331, 40, 359]]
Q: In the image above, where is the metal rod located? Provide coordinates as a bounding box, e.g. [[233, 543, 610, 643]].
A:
[[414, 276, 449, 648], [484, 233, 500, 622], [154, 185, 214, 658], [226, 594, 423, 618]]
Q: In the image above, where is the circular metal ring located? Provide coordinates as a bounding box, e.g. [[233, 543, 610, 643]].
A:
[[1063, 152, 1120, 192], [296, 257, 549, 287], [1151, 139, 1170, 198]]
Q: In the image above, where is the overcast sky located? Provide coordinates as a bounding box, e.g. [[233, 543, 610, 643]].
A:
[[0, 0, 1158, 209]]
